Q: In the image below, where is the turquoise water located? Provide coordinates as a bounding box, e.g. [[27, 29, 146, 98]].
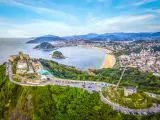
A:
[[0, 38, 106, 70], [39, 70, 50, 75]]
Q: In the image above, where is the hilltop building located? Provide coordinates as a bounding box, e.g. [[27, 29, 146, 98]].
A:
[[32, 61, 40, 71], [9, 52, 30, 63], [124, 87, 137, 96], [9, 52, 32, 74], [9, 55, 18, 62], [17, 60, 28, 74]]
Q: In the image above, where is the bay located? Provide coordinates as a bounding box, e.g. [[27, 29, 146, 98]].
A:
[[0, 38, 106, 70]]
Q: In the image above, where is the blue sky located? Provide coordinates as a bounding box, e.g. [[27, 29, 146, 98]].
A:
[[0, 0, 160, 37]]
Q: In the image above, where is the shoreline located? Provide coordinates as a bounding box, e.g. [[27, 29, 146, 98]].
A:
[[78, 45, 112, 53], [78, 45, 116, 69], [100, 54, 116, 69]]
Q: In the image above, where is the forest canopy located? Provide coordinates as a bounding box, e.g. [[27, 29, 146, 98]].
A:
[[0, 63, 160, 119], [40, 59, 160, 94]]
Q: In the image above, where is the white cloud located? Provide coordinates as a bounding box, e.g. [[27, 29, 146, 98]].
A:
[[0, 0, 76, 21], [115, 0, 157, 9], [143, 9, 160, 14], [148, 26, 160, 31], [156, 9, 160, 13], [98, 14, 155, 25], [8, 20, 73, 37], [86, 0, 109, 3], [133, 0, 157, 6], [0, 14, 158, 37], [0, 18, 4, 25], [153, 9, 160, 14], [87, 14, 157, 33], [123, 14, 155, 23]]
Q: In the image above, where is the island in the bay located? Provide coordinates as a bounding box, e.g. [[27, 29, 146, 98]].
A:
[[52, 51, 65, 59], [33, 42, 56, 50]]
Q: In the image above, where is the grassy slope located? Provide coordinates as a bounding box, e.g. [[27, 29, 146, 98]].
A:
[[102, 86, 160, 109]]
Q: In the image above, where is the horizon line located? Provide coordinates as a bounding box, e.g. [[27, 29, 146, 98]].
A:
[[0, 31, 160, 38]]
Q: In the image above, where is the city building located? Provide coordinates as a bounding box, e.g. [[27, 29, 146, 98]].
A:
[[9, 55, 18, 62], [9, 52, 30, 63], [124, 87, 137, 96], [120, 49, 160, 75]]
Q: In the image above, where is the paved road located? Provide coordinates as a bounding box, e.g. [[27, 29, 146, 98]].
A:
[[6, 63, 160, 115], [145, 92, 160, 98], [7, 63, 47, 86], [7, 63, 112, 87], [100, 92, 160, 115]]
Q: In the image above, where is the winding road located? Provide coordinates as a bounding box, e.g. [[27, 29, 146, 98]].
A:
[[6, 63, 160, 115]]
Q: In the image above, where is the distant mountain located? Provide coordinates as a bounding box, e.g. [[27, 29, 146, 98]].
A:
[[27, 32, 160, 43], [91, 34, 120, 41], [152, 32, 160, 36], [63, 33, 99, 40], [27, 35, 65, 43], [33, 42, 56, 50], [91, 32, 160, 41]]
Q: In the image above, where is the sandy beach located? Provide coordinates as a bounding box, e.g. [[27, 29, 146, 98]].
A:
[[86, 47, 116, 68], [78, 45, 116, 69], [100, 54, 116, 69]]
